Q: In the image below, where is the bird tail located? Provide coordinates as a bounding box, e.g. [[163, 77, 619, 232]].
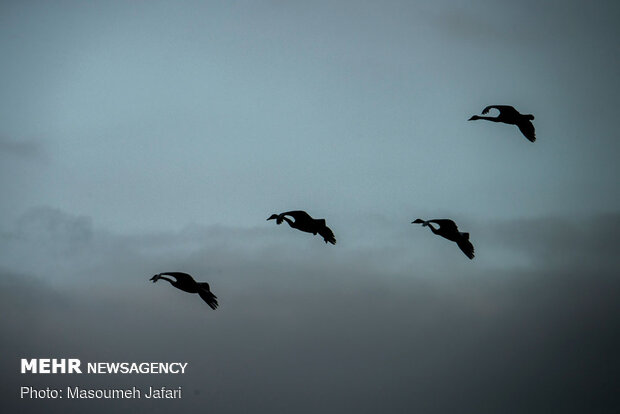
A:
[[457, 239, 475, 260], [318, 227, 336, 245], [198, 289, 219, 310]]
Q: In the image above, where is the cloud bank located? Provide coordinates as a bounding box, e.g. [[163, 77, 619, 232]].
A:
[[1, 207, 618, 413]]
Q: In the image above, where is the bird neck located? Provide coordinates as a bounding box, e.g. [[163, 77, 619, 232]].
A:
[[477, 116, 501, 122], [426, 223, 440, 234]]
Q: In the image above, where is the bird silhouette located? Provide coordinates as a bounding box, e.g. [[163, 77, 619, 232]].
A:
[[468, 105, 536, 142], [412, 218, 474, 259], [267, 210, 336, 244], [150, 272, 218, 309]]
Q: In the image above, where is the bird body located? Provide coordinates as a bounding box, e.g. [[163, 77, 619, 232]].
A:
[[468, 105, 536, 142], [412, 218, 475, 259], [150, 272, 218, 309], [268, 210, 336, 244]]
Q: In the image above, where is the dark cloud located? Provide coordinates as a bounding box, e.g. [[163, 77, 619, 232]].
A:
[[429, 7, 512, 42], [429, 1, 620, 47], [1, 209, 619, 413], [477, 213, 620, 269], [0, 136, 45, 160], [15, 207, 93, 244]]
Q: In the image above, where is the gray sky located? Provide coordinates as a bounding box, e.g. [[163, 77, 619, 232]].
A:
[[1, 1, 619, 413]]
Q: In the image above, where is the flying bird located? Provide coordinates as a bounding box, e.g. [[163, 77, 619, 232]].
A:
[[412, 218, 475, 259], [150, 272, 218, 310], [468, 105, 536, 142], [267, 210, 336, 244]]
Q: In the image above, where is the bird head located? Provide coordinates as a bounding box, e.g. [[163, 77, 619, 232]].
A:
[[267, 214, 279, 221], [150, 274, 161, 283], [412, 219, 429, 227], [468, 115, 479, 121]]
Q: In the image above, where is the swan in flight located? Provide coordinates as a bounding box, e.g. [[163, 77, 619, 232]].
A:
[[412, 218, 475, 259], [267, 210, 336, 245], [468, 105, 536, 142], [150, 272, 218, 309]]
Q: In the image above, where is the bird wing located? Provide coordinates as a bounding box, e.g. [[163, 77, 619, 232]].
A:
[[318, 224, 336, 245], [517, 120, 536, 142], [159, 272, 195, 284], [198, 288, 218, 310], [457, 239, 475, 260], [482, 105, 516, 116], [427, 219, 459, 233]]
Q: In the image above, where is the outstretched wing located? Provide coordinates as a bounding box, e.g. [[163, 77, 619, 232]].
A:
[[198, 287, 218, 310], [318, 224, 336, 245], [482, 105, 517, 116], [457, 238, 475, 260], [160, 272, 195, 284], [517, 120, 536, 142], [428, 219, 459, 233]]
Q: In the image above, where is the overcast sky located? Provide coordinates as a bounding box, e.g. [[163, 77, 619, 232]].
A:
[[1, 1, 619, 413]]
